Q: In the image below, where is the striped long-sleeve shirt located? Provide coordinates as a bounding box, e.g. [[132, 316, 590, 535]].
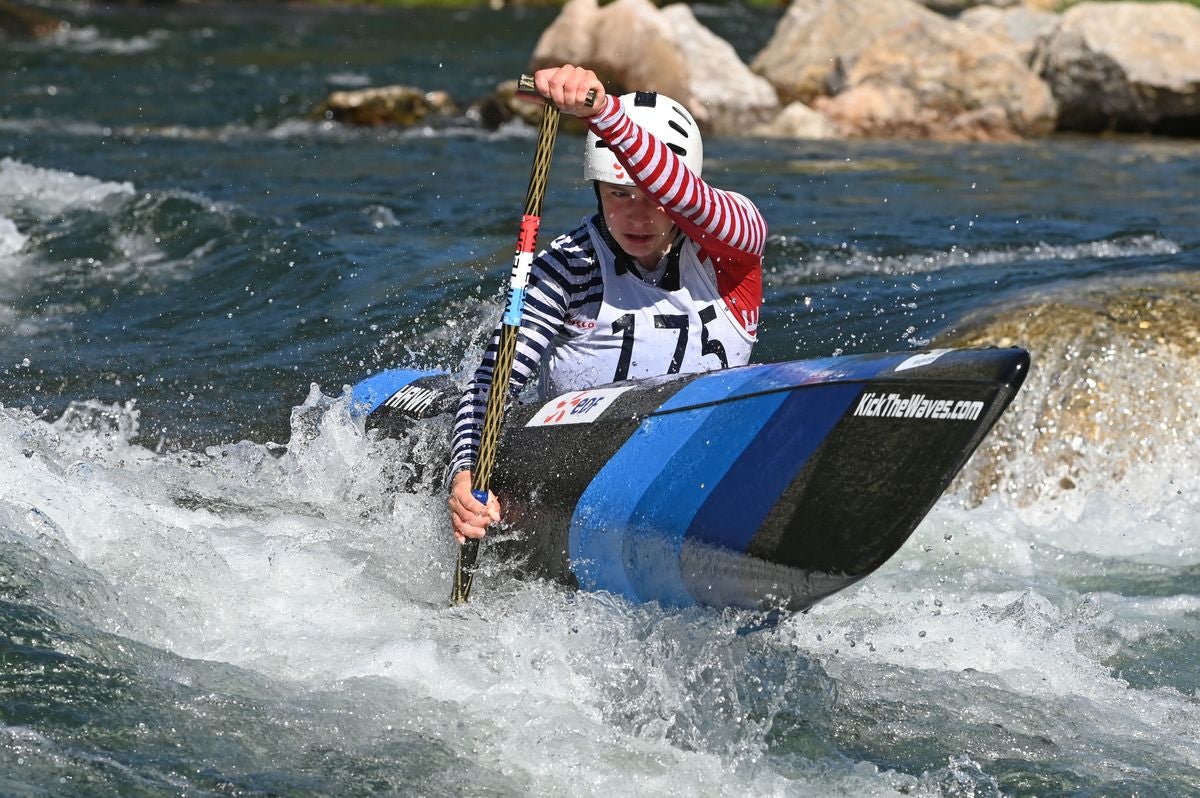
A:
[[448, 94, 767, 479]]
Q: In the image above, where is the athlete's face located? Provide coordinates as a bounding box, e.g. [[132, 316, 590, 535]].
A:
[[597, 182, 677, 269]]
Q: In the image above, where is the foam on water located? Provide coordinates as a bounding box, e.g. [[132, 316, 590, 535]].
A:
[[0, 216, 26, 260], [785, 490, 1200, 789], [0, 158, 135, 216], [0, 157, 1196, 792], [3, 355, 1198, 794], [0, 393, 840, 794], [768, 234, 1182, 284], [325, 72, 374, 88], [948, 272, 1200, 528], [0, 216, 29, 306], [43, 25, 172, 55], [4, 2, 1197, 791]]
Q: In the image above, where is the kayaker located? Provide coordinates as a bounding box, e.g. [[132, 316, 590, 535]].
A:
[[448, 63, 767, 545]]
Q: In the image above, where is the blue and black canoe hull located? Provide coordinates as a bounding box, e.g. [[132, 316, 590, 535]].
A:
[[352, 347, 1028, 611]]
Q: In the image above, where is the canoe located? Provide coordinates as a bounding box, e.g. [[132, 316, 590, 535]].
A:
[[351, 347, 1028, 611]]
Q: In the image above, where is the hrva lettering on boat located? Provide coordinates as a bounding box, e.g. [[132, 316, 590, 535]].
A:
[[854, 391, 984, 421]]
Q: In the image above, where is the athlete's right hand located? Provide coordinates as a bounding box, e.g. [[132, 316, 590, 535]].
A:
[[449, 470, 500, 545], [533, 64, 606, 119]]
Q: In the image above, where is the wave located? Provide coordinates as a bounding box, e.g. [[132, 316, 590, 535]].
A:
[[768, 234, 1183, 284], [0, 157, 134, 216], [3, 377, 1198, 794], [0, 387, 453, 659], [0, 158, 136, 325], [0, 116, 275, 144], [45, 25, 171, 55], [0, 112, 545, 148], [0, 158, 236, 334]]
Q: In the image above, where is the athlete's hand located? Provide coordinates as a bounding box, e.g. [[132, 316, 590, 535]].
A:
[[449, 470, 500, 545], [534, 64, 606, 119]]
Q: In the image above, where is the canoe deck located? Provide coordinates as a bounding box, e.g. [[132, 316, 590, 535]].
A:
[[355, 347, 1029, 610]]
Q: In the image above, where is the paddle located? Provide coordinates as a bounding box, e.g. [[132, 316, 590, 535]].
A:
[[451, 75, 595, 604]]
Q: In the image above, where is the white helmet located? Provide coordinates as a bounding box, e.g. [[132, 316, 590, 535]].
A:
[[584, 91, 703, 185]]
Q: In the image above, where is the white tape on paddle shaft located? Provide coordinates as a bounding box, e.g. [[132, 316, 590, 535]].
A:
[[502, 250, 535, 326], [526, 386, 634, 426], [510, 249, 534, 289]]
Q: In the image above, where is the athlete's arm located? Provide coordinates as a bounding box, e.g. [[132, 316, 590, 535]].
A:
[[588, 97, 767, 272], [534, 63, 766, 273], [447, 228, 593, 526]]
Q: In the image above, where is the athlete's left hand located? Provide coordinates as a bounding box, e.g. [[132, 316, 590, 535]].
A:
[[448, 469, 500, 545]]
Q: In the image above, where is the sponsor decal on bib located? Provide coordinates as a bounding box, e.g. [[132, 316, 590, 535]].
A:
[[526, 386, 633, 426]]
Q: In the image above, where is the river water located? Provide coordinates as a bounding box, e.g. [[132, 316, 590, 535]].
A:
[[2, 3, 1199, 796]]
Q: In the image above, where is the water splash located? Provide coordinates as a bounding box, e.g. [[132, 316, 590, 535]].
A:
[[769, 234, 1182, 283], [944, 270, 1200, 518]]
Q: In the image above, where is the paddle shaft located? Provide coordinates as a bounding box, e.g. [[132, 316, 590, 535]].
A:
[[451, 76, 594, 604]]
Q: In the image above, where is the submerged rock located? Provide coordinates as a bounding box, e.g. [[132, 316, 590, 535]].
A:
[[468, 78, 575, 132], [312, 86, 458, 128], [471, 79, 535, 127], [941, 271, 1200, 509]]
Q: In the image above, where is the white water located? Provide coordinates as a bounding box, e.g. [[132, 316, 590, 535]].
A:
[[1, 160, 1195, 789], [3, 372, 1197, 795], [768, 234, 1183, 283], [0, 158, 136, 214]]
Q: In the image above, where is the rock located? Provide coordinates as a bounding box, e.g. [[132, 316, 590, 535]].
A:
[[1033, 1, 1200, 134], [312, 86, 458, 128], [658, 4, 781, 134], [529, 0, 779, 135], [958, 5, 1060, 65], [915, 0, 1058, 12], [944, 272, 1200, 510], [917, 0, 1006, 15], [816, 15, 1057, 141], [751, 101, 841, 139], [531, 0, 691, 103], [751, 0, 934, 106], [469, 79, 574, 132], [470, 80, 610, 134], [0, 0, 64, 38]]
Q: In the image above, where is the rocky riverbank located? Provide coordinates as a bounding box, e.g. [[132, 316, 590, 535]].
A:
[[315, 0, 1200, 142], [6, 0, 1198, 140], [0, 0, 64, 38]]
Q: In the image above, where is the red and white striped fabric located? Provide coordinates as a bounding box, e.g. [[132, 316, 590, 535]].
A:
[[448, 95, 768, 479], [589, 94, 766, 326]]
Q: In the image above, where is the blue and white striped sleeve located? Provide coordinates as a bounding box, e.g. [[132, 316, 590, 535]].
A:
[[447, 224, 593, 481]]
